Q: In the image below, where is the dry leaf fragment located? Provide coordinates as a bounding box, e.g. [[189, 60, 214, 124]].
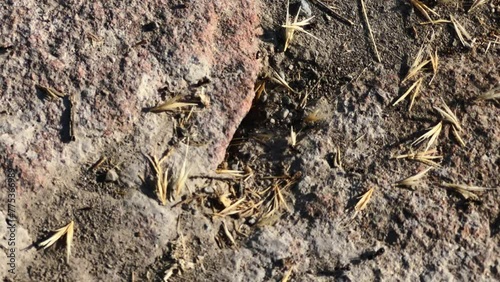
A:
[[38, 221, 74, 263], [411, 122, 442, 151], [396, 167, 432, 187]]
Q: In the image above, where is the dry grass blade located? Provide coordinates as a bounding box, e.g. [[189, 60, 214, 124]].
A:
[[410, 0, 439, 23], [271, 68, 296, 93], [149, 96, 198, 113], [419, 19, 451, 25], [37, 84, 66, 99], [396, 167, 432, 187], [145, 154, 168, 205], [254, 79, 267, 100], [434, 99, 462, 131], [402, 45, 430, 84], [360, 0, 382, 62], [216, 169, 246, 178], [221, 220, 236, 247], [38, 221, 74, 263], [300, 74, 323, 109], [282, 0, 322, 52], [411, 121, 442, 151], [429, 50, 438, 84], [393, 78, 423, 109], [467, 0, 487, 13], [440, 182, 499, 200], [475, 86, 500, 101], [450, 15, 473, 48], [175, 142, 190, 198], [394, 149, 443, 167], [452, 126, 466, 147], [290, 126, 297, 147], [333, 145, 342, 169], [353, 187, 375, 218], [281, 265, 294, 282], [213, 197, 246, 217]]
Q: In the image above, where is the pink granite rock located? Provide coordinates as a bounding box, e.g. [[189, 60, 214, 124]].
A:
[[0, 1, 260, 280]]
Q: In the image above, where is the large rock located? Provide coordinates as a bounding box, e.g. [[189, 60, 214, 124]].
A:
[[0, 0, 260, 280]]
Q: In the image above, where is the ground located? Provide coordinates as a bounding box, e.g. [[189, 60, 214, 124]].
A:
[[1, 0, 499, 281]]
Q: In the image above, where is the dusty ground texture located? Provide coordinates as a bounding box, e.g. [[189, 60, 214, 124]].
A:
[[1, 0, 499, 281]]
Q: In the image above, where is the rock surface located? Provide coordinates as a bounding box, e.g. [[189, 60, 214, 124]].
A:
[[0, 0, 260, 280]]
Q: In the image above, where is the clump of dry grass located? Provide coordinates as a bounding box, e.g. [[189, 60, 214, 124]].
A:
[[282, 0, 322, 52], [393, 77, 424, 111], [394, 149, 443, 167], [396, 167, 433, 188], [402, 46, 430, 84], [212, 171, 301, 228], [450, 15, 474, 48], [434, 99, 465, 147], [38, 221, 74, 263], [411, 122, 443, 151], [145, 153, 169, 205]]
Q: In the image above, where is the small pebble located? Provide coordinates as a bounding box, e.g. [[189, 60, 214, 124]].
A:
[[270, 118, 276, 124], [203, 186, 214, 194], [301, 0, 313, 17], [282, 95, 293, 106], [105, 169, 119, 182], [280, 109, 290, 119]]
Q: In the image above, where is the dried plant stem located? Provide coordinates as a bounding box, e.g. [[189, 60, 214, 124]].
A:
[[360, 0, 381, 63]]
